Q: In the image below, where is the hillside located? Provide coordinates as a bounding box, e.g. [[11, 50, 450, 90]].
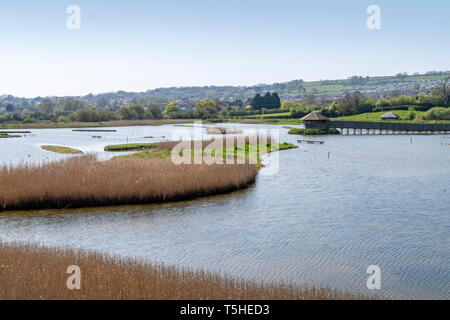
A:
[[1, 72, 449, 109]]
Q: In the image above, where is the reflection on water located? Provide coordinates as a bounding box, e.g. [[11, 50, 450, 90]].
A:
[[0, 124, 449, 299]]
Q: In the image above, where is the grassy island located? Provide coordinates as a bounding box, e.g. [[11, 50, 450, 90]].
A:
[[41, 145, 83, 154], [0, 155, 257, 211], [0, 139, 296, 211], [72, 129, 117, 132], [0, 133, 22, 138], [106, 139, 298, 166]]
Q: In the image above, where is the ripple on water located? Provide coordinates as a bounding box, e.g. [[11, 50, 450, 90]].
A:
[[0, 126, 449, 299]]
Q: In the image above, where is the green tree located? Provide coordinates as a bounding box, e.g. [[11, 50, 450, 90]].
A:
[[147, 104, 163, 119], [97, 97, 110, 109], [163, 102, 182, 119], [281, 100, 296, 110], [73, 108, 101, 122], [58, 98, 90, 113], [120, 104, 145, 120], [196, 99, 218, 119], [250, 92, 281, 110], [37, 99, 56, 117], [434, 77, 450, 107]]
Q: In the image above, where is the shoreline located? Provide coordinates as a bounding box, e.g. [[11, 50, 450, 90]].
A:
[[3, 117, 449, 130]]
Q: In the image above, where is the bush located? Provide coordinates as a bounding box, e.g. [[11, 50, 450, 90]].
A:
[[22, 117, 35, 124], [417, 107, 450, 120], [57, 116, 69, 123]]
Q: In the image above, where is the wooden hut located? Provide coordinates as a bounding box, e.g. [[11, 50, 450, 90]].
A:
[[301, 112, 330, 130], [381, 112, 401, 120]]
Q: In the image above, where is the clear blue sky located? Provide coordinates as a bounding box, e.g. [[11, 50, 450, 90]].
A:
[[1, 0, 449, 97]]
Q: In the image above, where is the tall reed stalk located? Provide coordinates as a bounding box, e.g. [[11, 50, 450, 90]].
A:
[[0, 243, 368, 300], [0, 155, 257, 211]]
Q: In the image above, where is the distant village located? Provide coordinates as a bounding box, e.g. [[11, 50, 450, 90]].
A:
[[1, 71, 449, 115]]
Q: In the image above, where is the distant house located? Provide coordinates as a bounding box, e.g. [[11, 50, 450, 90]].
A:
[[381, 112, 401, 120], [301, 112, 330, 130]]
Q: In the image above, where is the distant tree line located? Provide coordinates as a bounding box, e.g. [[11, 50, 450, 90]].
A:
[[250, 92, 281, 110], [1, 79, 449, 124]]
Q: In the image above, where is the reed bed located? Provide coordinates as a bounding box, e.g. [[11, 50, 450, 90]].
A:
[[0, 243, 368, 300], [0, 155, 257, 211]]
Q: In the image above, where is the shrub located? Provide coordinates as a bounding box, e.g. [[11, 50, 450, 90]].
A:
[[417, 107, 450, 120], [406, 107, 417, 120], [22, 117, 35, 124]]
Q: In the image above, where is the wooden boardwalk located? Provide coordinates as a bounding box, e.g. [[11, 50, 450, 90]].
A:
[[330, 121, 450, 135]]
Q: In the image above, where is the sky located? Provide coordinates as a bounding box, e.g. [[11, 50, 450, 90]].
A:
[[0, 0, 449, 98]]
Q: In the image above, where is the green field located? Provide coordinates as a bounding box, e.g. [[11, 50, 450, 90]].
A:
[[247, 112, 292, 119], [332, 110, 418, 122], [331, 110, 450, 123]]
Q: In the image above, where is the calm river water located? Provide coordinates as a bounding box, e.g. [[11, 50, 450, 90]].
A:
[[0, 124, 449, 299]]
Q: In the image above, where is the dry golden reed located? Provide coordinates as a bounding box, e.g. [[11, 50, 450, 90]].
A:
[[0, 155, 257, 211], [0, 243, 368, 300]]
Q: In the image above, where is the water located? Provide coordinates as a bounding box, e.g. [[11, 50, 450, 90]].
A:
[[0, 124, 449, 299]]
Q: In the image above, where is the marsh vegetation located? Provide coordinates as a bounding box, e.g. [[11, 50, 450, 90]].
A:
[[41, 145, 83, 154], [0, 155, 257, 211], [0, 133, 21, 138], [0, 243, 369, 300]]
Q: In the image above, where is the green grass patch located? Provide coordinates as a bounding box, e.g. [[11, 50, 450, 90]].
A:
[[331, 110, 450, 124], [113, 141, 298, 168], [41, 145, 83, 154], [114, 149, 172, 160], [247, 112, 292, 119], [104, 143, 156, 152], [0, 131, 31, 134], [0, 133, 22, 138], [72, 129, 117, 132], [331, 110, 420, 122]]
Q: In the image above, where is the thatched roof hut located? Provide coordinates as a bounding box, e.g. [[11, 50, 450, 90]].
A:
[[381, 112, 401, 120], [301, 112, 330, 130], [300, 112, 329, 121]]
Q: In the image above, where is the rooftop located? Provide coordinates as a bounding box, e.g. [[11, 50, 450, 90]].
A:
[[300, 112, 329, 121], [381, 112, 401, 119]]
